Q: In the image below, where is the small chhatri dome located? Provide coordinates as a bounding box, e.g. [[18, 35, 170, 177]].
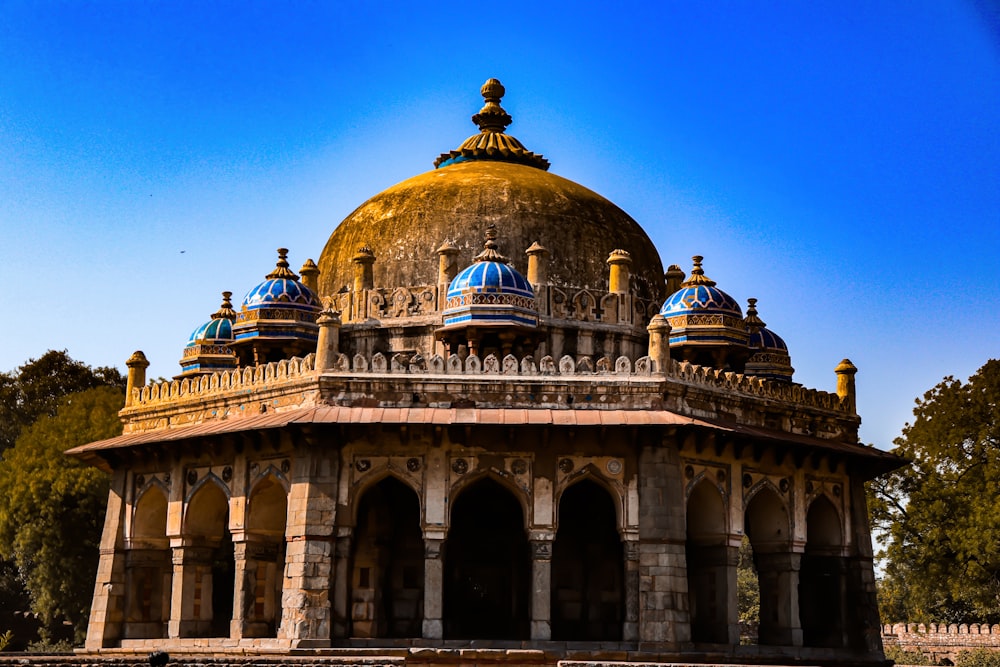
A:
[[744, 298, 794, 382], [232, 249, 322, 365], [659, 256, 743, 319], [435, 78, 550, 171], [178, 292, 238, 377], [440, 225, 537, 335], [659, 256, 750, 369], [241, 248, 321, 312]]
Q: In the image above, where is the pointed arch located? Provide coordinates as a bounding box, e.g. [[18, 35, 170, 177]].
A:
[[348, 469, 423, 528], [447, 468, 529, 530], [132, 482, 168, 545], [180, 475, 233, 638], [686, 479, 733, 644], [124, 482, 170, 639], [743, 484, 791, 646], [241, 472, 289, 638], [444, 477, 529, 639], [349, 476, 424, 638], [800, 494, 847, 648], [554, 465, 626, 535], [552, 478, 624, 640]]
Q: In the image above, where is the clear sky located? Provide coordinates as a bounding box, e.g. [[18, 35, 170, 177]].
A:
[[0, 1, 997, 450]]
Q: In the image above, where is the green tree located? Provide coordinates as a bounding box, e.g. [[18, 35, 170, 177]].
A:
[[871, 359, 1000, 623], [737, 535, 760, 643], [0, 386, 123, 645], [0, 350, 125, 454]]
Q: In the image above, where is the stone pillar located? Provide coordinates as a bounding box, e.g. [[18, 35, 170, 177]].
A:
[[623, 536, 640, 641], [422, 534, 445, 639], [725, 539, 742, 645], [646, 315, 672, 374], [437, 240, 459, 311], [124, 351, 149, 408], [352, 246, 376, 294], [529, 532, 555, 640], [637, 441, 691, 645], [526, 242, 550, 318], [167, 544, 215, 638], [846, 476, 885, 654], [278, 446, 339, 647], [315, 309, 342, 371], [230, 536, 250, 639], [331, 529, 352, 638], [756, 550, 803, 646], [607, 249, 632, 295], [836, 359, 858, 413], [85, 469, 129, 649], [526, 241, 549, 286], [665, 264, 685, 294], [299, 259, 320, 293]]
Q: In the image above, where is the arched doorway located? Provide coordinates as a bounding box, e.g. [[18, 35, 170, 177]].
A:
[[184, 479, 234, 638], [744, 486, 791, 646], [242, 475, 288, 638], [800, 496, 845, 648], [444, 478, 529, 639], [350, 476, 424, 638], [552, 479, 623, 640], [686, 480, 731, 644], [125, 484, 170, 639]]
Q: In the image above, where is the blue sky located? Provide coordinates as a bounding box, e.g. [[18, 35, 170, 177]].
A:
[[0, 1, 997, 449]]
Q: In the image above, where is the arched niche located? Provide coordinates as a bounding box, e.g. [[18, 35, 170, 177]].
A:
[[800, 495, 846, 648], [182, 477, 233, 638], [552, 478, 624, 641], [242, 474, 289, 638], [124, 484, 170, 639], [743, 485, 791, 646], [686, 480, 732, 644], [444, 477, 529, 640], [350, 476, 424, 638]]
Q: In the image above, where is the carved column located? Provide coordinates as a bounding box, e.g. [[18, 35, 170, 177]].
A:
[[167, 544, 215, 638], [623, 535, 640, 641], [757, 550, 803, 646], [230, 536, 250, 639], [422, 534, 446, 639], [331, 529, 353, 638], [529, 533, 554, 640]]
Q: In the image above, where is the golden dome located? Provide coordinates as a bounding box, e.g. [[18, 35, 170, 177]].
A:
[[317, 159, 666, 301]]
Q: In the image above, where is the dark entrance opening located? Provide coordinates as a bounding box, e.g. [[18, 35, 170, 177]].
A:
[[444, 478, 529, 639], [210, 526, 235, 637], [800, 496, 845, 648], [350, 476, 424, 638], [552, 479, 623, 640]]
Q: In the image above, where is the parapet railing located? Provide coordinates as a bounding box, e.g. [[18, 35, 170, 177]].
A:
[[130, 351, 848, 413], [885, 623, 1000, 636]]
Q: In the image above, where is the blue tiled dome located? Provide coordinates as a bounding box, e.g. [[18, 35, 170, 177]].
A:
[[187, 317, 234, 345], [440, 226, 537, 331], [744, 298, 794, 382], [447, 261, 534, 300], [659, 256, 749, 350], [243, 277, 319, 312], [749, 327, 788, 352], [179, 292, 238, 377]]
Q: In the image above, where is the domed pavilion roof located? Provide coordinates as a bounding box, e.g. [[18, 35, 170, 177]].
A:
[[317, 80, 665, 301]]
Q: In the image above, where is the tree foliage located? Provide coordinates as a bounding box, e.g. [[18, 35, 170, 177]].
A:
[[0, 350, 124, 454], [0, 386, 123, 644], [871, 359, 1000, 623]]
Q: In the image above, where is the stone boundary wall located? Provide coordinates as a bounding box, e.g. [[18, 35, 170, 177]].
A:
[[130, 351, 848, 415], [882, 623, 1000, 662]]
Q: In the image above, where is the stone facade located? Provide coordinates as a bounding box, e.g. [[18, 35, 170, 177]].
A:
[[66, 79, 902, 667]]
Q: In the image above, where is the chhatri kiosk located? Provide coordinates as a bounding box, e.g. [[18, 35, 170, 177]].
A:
[[68, 79, 901, 666]]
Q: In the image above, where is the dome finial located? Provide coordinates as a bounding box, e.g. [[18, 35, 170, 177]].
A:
[[211, 291, 237, 321], [474, 224, 510, 263], [473, 78, 512, 133], [681, 255, 717, 287], [744, 297, 766, 332], [266, 248, 299, 280]]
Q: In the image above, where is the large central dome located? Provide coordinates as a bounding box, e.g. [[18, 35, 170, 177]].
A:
[[317, 79, 665, 301]]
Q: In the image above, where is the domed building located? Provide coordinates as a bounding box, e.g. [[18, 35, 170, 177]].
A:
[[68, 80, 901, 667]]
